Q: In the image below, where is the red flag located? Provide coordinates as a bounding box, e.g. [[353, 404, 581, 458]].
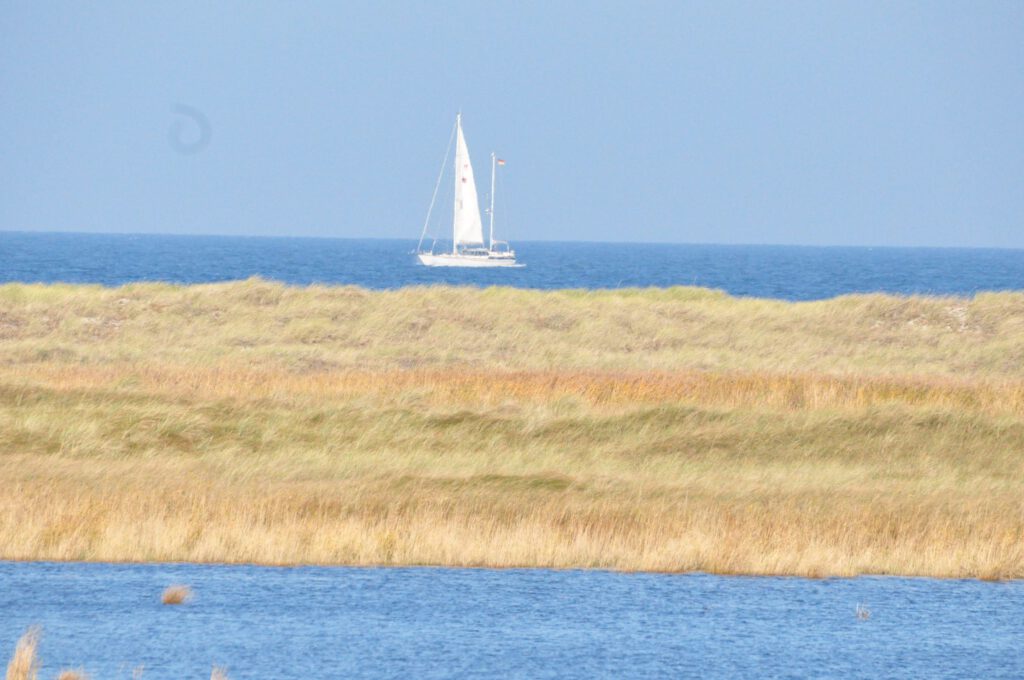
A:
[[496, 159, 506, 165]]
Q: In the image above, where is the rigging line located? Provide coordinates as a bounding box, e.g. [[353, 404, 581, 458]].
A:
[[417, 118, 458, 254]]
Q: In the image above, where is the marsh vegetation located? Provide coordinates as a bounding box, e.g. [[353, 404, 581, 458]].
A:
[[0, 280, 1021, 577]]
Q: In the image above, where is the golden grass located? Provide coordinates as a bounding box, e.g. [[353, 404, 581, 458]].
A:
[[160, 585, 193, 605], [5, 629, 39, 680], [1, 280, 1022, 578], [55, 671, 88, 680], [1, 278, 1022, 377]]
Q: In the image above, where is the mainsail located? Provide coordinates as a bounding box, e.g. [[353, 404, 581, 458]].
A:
[[452, 115, 484, 248]]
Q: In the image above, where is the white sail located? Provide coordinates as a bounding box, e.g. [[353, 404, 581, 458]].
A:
[[416, 113, 522, 267], [452, 116, 484, 248]]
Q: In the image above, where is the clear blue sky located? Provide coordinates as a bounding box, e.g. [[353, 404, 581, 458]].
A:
[[2, 1, 1022, 247]]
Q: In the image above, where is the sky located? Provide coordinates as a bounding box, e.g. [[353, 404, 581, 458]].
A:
[[1, 1, 1022, 248]]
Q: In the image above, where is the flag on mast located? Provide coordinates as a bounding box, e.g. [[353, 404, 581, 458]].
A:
[[496, 158, 506, 165]]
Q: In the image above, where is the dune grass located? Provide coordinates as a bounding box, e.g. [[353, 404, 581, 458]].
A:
[[0, 279, 1022, 578], [2, 277, 1023, 376]]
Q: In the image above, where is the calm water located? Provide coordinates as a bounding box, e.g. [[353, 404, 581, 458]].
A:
[[2, 232, 1023, 299], [0, 562, 1021, 679]]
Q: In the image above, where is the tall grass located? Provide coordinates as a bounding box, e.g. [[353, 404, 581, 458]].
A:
[[5, 628, 39, 680], [0, 281, 1022, 577]]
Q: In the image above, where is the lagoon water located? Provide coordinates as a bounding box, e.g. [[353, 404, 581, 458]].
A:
[[2, 232, 1023, 300], [1, 562, 1022, 679]]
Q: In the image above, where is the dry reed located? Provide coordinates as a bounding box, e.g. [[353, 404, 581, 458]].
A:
[[160, 585, 193, 605], [55, 671, 88, 680], [5, 628, 39, 680]]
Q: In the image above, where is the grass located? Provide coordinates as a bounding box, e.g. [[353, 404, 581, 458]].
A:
[[55, 671, 88, 680], [160, 585, 193, 605], [5, 628, 39, 680], [2, 277, 1023, 377], [0, 280, 1022, 578]]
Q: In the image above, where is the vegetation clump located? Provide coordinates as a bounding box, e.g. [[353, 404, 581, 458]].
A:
[[5, 628, 40, 680], [160, 585, 193, 605]]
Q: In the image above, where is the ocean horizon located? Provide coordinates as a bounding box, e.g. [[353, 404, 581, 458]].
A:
[[3, 231, 1023, 301]]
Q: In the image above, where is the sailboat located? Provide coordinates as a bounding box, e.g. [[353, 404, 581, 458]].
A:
[[416, 114, 522, 267]]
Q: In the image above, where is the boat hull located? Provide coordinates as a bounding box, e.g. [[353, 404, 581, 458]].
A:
[[417, 253, 524, 268]]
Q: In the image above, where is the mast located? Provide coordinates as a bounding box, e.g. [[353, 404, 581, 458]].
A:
[[489, 152, 496, 250], [452, 113, 461, 255]]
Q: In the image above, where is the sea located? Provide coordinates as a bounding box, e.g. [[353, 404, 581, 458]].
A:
[[0, 562, 1021, 679], [2, 231, 1023, 678], [2, 231, 1023, 300]]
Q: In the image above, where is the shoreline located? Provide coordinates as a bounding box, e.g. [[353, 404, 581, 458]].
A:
[[4, 274, 1024, 296], [2, 556, 1021, 582]]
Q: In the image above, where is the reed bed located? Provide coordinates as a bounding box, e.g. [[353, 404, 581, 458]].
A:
[[5, 363, 1024, 416], [0, 281, 1022, 577]]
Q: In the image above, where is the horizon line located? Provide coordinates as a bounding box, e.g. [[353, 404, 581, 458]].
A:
[[2, 229, 1023, 253]]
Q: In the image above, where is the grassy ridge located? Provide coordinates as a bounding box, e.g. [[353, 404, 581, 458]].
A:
[[1, 280, 1022, 577], [2, 278, 1023, 375]]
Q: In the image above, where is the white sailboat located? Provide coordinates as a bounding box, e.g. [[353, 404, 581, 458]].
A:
[[417, 114, 522, 267]]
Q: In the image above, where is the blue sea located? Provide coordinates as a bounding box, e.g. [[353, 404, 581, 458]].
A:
[[1, 562, 1022, 680], [2, 231, 1023, 299]]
